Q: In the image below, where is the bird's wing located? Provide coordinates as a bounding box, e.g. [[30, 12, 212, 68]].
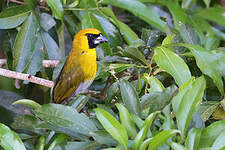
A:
[[53, 56, 85, 103]]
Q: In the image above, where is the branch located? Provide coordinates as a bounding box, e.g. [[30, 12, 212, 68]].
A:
[[0, 59, 59, 88], [0, 68, 54, 88], [0, 59, 59, 68]]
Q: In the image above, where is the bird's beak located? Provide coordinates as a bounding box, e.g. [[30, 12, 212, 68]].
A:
[[94, 34, 108, 44]]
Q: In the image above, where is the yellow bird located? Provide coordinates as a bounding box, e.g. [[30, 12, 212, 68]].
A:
[[53, 28, 108, 103]]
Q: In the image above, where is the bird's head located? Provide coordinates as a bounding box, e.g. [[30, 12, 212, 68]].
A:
[[72, 28, 108, 50]]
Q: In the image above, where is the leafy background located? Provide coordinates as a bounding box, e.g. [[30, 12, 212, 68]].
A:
[[0, 0, 225, 149]]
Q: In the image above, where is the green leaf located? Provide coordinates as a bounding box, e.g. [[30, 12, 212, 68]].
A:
[[13, 12, 39, 72], [202, 0, 210, 7], [211, 130, 225, 150], [54, 141, 100, 150], [40, 13, 56, 31], [0, 123, 26, 150], [120, 80, 141, 116], [123, 46, 148, 66], [185, 128, 202, 150], [40, 31, 62, 60], [101, 0, 166, 32], [144, 75, 165, 94], [35, 136, 45, 150], [182, 0, 196, 9], [170, 142, 188, 150], [109, 63, 135, 73], [46, 0, 63, 20], [90, 130, 117, 146], [47, 134, 67, 150], [141, 85, 177, 113], [133, 111, 159, 150], [148, 130, 180, 150], [166, 1, 189, 29], [34, 104, 97, 136], [68, 95, 89, 112], [176, 43, 224, 95], [0, 5, 31, 29], [95, 108, 128, 149], [172, 77, 194, 114], [199, 120, 225, 148], [154, 46, 191, 87], [162, 35, 175, 46], [196, 6, 225, 27], [12, 99, 41, 109], [116, 103, 137, 139], [100, 7, 142, 45], [175, 76, 206, 135]]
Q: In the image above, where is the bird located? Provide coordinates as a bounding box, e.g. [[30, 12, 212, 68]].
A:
[[53, 28, 108, 103]]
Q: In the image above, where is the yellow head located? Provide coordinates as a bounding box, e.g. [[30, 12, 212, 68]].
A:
[[72, 28, 108, 51]]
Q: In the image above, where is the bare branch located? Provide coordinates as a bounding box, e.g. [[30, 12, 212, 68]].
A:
[[0, 68, 54, 88], [8, 0, 25, 5], [0, 59, 59, 68]]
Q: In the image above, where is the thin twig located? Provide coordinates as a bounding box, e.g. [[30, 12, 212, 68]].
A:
[[8, 0, 25, 5], [0, 59, 59, 68], [0, 68, 54, 88]]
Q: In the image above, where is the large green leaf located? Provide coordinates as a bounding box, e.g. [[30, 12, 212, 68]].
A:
[[133, 111, 159, 150], [34, 104, 97, 136], [116, 103, 137, 139], [211, 130, 225, 150], [54, 141, 100, 150], [141, 85, 177, 113], [176, 43, 224, 95], [46, 0, 63, 20], [199, 120, 225, 148], [175, 76, 206, 135], [47, 134, 67, 150], [0, 123, 26, 150], [120, 80, 141, 116], [196, 6, 225, 27], [144, 75, 165, 94], [154, 46, 191, 87], [101, 0, 166, 32], [0, 5, 31, 29], [148, 130, 180, 150], [100, 7, 142, 45], [95, 108, 128, 149], [185, 128, 202, 150], [13, 12, 38, 72]]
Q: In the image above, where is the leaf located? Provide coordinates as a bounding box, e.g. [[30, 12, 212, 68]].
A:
[[54, 141, 100, 150], [212, 107, 225, 120], [68, 95, 89, 112], [34, 104, 97, 136], [100, 7, 142, 45], [133, 111, 159, 150], [175, 76, 206, 135], [198, 101, 219, 122], [154, 46, 191, 87], [0, 123, 26, 150], [46, 0, 63, 20], [123, 46, 148, 66], [185, 128, 202, 150], [196, 6, 225, 27], [176, 43, 224, 95], [40, 13, 56, 31], [12, 99, 41, 109], [211, 130, 225, 150], [94, 108, 128, 149], [109, 63, 135, 73], [141, 85, 177, 113], [162, 35, 175, 46], [13, 12, 39, 73], [148, 130, 180, 150], [101, 0, 166, 32], [144, 75, 165, 94], [181, 0, 196, 9], [120, 80, 141, 116], [40, 31, 62, 60], [47, 134, 67, 150], [90, 130, 117, 146], [0, 5, 31, 29], [35, 136, 45, 150], [116, 103, 137, 138], [199, 120, 225, 148], [170, 142, 188, 150]]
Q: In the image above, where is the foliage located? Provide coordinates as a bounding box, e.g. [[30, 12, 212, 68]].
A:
[[0, 0, 225, 149]]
